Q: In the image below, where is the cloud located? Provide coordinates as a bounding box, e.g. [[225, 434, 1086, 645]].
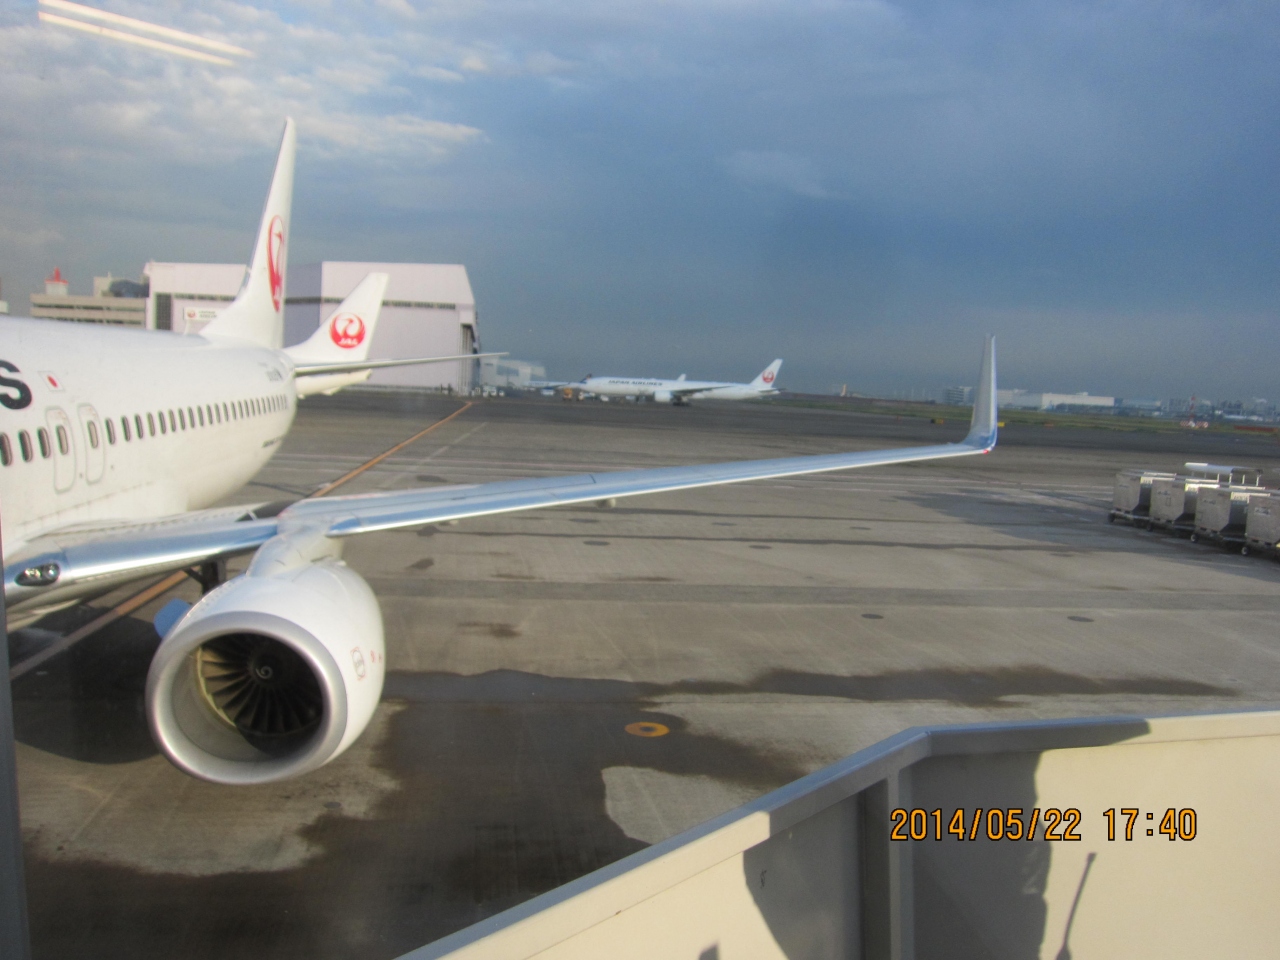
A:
[[725, 150, 829, 198], [1, 0, 1278, 397]]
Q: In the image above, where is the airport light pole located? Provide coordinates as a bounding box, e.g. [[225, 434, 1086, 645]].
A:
[[0, 525, 32, 960]]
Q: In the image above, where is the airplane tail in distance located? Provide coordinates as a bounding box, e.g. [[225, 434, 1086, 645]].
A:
[[200, 118, 296, 348], [285, 272, 389, 365], [750, 359, 783, 391]]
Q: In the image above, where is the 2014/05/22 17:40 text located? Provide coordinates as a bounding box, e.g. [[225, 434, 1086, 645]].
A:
[[889, 808, 1197, 842]]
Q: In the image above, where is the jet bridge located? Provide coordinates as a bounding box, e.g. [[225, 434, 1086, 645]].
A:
[[406, 710, 1280, 960]]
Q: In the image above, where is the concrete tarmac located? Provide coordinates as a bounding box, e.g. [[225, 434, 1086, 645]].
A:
[[12, 392, 1280, 958]]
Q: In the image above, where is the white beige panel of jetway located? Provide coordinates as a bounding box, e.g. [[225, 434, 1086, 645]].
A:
[[1245, 491, 1280, 554], [406, 710, 1280, 960], [1110, 469, 1175, 525]]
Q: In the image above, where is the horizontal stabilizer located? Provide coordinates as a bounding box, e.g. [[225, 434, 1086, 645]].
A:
[[293, 351, 507, 378]]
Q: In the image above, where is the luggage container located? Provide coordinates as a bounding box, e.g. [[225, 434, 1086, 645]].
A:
[[1149, 464, 1263, 535], [1245, 492, 1280, 556], [1149, 477, 1219, 533], [1193, 485, 1272, 548], [1110, 469, 1175, 524]]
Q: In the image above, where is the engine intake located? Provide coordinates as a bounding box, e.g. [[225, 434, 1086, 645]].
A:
[[197, 633, 323, 751], [147, 557, 383, 785]]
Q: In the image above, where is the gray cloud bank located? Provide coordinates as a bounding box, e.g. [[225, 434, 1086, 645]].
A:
[[1, 0, 1277, 399]]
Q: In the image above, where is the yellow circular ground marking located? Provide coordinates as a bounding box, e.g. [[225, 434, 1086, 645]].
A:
[[625, 721, 670, 738]]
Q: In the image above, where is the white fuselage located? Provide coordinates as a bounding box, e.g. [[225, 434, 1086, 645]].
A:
[[582, 376, 773, 402], [0, 318, 295, 556]]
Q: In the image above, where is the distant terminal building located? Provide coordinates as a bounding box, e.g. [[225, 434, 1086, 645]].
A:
[[29, 267, 147, 326], [943, 385, 974, 406], [1116, 398, 1163, 415], [480, 357, 546, 390], [285, 262, 480, 392], [998, 389, 1115, 412]]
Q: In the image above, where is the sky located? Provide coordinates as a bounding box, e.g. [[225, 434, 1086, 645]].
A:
[[1, 0, 1278, 399]]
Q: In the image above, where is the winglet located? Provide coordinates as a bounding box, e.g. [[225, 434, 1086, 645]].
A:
[[200, 118, 296, 348], [962, 336, 997, 450]]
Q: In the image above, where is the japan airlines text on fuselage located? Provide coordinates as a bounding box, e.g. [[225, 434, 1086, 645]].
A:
[[582, 359, 783, 404]]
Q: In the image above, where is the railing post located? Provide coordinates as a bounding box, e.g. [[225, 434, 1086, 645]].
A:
[[0, 525, 33, 960]]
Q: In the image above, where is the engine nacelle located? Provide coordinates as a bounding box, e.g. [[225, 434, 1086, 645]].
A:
[[654, 390, 674, 404], [146, 558, 384, 785]]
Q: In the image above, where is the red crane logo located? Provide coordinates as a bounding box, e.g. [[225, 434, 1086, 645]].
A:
[[266, 216, 285, 312], [329, 312, 366, 349]]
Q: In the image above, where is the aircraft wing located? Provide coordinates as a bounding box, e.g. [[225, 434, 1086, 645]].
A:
[[5, 337, 996, 614]]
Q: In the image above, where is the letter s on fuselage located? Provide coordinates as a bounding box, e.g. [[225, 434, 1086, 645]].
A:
[[0, 360, 32, 410]]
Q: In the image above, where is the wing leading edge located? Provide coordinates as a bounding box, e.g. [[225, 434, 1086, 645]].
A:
[[5, 338, 995, 613]]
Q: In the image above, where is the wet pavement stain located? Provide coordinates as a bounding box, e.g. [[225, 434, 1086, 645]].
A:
[[23, 669, 805, 960], [457, 621, 521, 639]]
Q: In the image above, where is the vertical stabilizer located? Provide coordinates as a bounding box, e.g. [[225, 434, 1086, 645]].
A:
[[750, 359, 783, 391], [963, 336, 998, 450], [287, 273, 390, 397], [200, 119, 296, 348]]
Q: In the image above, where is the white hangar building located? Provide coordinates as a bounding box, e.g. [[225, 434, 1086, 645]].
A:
[[139, 260, 480, 393], [285, 262, 480, 392]]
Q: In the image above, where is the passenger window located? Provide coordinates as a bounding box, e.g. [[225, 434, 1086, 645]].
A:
[[168, 410, 177, 432], [178, 409, 186, 430], [19, 431, 32, 462], [37, 428, 51, 458], [136, 414, 145, 438], [188, 406, 195, 428], [56, 424, 69, 455], [158, 411, 167, 435], [86, 421, 99, 449], [221, 402, 228, 422], [0, 433, 10, 466], [122, 417, 130, 441], [105, 419, 115, 444], [147, 412, 156, 436], [198, 407, 205, 427]]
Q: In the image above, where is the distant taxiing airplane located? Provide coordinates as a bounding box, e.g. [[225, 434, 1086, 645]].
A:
[[580, 359, 784, 404], [1, 118, 997, 789]]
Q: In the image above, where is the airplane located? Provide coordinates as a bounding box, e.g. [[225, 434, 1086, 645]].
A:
[[578, 359, 784, 404], [1, 118, 998, 788]]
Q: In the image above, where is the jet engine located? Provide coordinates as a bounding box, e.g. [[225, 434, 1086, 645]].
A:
[[146, 531, 384, 786], [654, 390, 673, 404]]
